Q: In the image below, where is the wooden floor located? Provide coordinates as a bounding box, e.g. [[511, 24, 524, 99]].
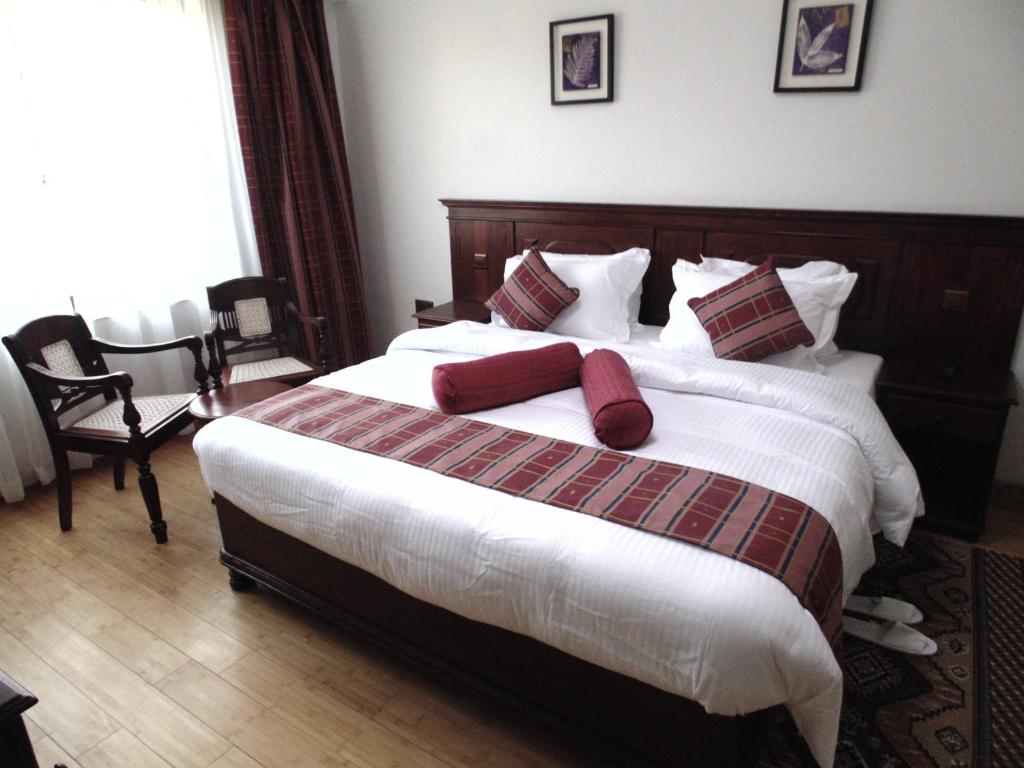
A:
[[1, 437, 1022, 768], [0, 437, 592, 768]]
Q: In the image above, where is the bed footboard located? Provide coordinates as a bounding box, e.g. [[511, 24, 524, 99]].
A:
[[214, 493, 771, 767]]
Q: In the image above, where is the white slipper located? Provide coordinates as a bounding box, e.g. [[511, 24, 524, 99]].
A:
[[845, 595, 923, 625], [843, 616, 937, 656]]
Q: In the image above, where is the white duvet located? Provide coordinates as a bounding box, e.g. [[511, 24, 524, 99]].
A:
[[193, 322, 923, 767]]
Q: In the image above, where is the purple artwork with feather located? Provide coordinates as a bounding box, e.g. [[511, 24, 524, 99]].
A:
[[792, 4, 852, 75], [562, 32, 601, 90]]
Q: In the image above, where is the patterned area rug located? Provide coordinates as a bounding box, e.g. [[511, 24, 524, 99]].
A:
[[757, 532, 1024, 768]]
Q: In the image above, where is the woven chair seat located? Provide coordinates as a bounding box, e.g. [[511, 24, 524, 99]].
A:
[[227, 356, 313, 385], [68, 394, 195, 437]]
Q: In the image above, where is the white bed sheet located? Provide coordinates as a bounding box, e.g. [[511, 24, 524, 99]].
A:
[[821, 350, 884, 399], [193, 322, 920, 767], [630, 322, 883, 398]]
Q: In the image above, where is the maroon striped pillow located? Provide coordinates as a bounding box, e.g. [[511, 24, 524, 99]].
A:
[[580, 349, 653, 450], [485, 248, 579, 332], [432, 342, 582, 414], [686, 258, 814, 362]]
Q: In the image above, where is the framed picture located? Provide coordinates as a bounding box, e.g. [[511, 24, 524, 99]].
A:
[[774, 0, 873, 92], [550, 14, 614, 105]]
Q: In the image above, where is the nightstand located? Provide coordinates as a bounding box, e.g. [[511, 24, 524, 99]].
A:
[[876, 361, 1018, 541], [412, 299, 491, 329]]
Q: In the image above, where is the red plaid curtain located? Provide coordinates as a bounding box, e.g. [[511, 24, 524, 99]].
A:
[[223, 0, 370, 368]]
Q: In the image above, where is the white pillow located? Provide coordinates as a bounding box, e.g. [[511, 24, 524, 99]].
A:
[[659, 262, 737, 358], [491, 248, 650, 342], [701, 255, 846, 280], [698, 256, 857, 358], [659, 261, 848, 372]]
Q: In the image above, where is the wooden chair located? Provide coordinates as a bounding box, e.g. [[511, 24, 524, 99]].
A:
[[204, 276, 328, 389], [2, 314, 209, 544]]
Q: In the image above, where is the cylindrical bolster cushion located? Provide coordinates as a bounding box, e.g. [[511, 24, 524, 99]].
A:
[[432, 342, 583, 415], [580, 349, 653, 450]]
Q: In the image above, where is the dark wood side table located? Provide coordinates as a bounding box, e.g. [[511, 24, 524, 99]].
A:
[[876, 361, 1018, 541], [412, 300, 491, 329], [0, 670, 47, 768], [189, 380, 291, 425]]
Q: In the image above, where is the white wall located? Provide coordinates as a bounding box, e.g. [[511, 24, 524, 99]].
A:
[[326, 0, 1024, 484]]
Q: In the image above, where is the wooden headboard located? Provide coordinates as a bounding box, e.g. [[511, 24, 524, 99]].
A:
[[440, 199, 1024, 371]]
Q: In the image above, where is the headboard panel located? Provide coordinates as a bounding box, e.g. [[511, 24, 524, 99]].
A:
[[441, 200, 1024, 370], [516, 223, 655, 257]]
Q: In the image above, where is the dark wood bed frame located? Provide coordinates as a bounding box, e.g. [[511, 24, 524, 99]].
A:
[[216, 200, 1024, 767]]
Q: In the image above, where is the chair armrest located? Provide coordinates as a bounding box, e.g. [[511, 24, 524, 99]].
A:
[[28, 363, 150, 440], [93, 335, 209, 394], [285, 302, 327, 330], [92, 335, 203, 355], [204, 330, 223, 389], [285, 302, 329, 373], [25, 362, 132, 392]]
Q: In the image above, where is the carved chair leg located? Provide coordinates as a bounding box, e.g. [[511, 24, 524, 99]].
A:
[[228, 570, 256, 592], [113, 456, 126, 491], [54, 451, 73, 532], [135, 458, 168, 544], [192, 350, 210, 394], [314, 326, 328, 374], [205, 333, 223, 390]]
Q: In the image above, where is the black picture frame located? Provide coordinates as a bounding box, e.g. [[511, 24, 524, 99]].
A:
[[550, 14, 614, 105], [774, 0, 873, 92]]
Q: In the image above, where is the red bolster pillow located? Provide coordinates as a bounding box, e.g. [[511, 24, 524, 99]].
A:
[[580, 349, 653, 450], [432, 342, 583, 415]]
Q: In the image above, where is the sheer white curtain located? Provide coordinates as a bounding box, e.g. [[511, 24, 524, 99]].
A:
[[0, 0, 259, 503]]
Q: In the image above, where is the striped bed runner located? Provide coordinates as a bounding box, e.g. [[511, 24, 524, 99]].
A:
[[236, 384, 843, 660]]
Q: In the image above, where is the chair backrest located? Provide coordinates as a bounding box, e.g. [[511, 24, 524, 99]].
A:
[[2, 314, 114, 435], [206, 276, 299, 365]]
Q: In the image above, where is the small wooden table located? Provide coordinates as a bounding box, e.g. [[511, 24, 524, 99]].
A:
[[411, 299, 491, 329], [189, 380, 291, 424]]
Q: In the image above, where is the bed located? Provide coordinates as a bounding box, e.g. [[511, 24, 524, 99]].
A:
[[194, 200, 1024, 767]]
